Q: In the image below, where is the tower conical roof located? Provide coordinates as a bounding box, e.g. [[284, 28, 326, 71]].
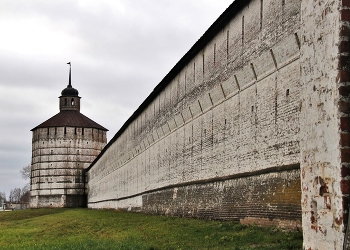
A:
[[31, 110, 108, 131]]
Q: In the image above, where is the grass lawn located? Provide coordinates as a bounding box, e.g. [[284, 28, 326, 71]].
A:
[[0, 208, 302, 249]]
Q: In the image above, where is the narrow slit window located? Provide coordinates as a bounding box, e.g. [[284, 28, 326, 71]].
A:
[[242, 16, 244, 45], [226, 30, 229, 59], [214, 43, 216, 65], [286, 89, 290, 97], [260, 0, 263, 30], [202, 52, 205, 76], [193, 63, 196, 83]]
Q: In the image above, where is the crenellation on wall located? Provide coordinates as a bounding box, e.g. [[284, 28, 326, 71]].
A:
[[212, 29, 228, 81], [186, 62, 196, 96], [243, 0, 261, 53], [227, 12, 244, 72], [263, 0, 281, 31], [202, 40, 215, 84], [281, 0, 301, 31]]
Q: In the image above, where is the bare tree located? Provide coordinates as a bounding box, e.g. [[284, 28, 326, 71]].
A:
[[11, 165, 32, 204], [20, 185, 30, 203], [20, 191, 30, 203], [0, 191, 6, 203], [9, 188, 21, 203], [9, 189, 13, 203], [20, 164, 31, 180], [14, 188, 21, 203]]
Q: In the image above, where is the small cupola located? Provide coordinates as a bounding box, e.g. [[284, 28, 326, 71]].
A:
[[59, 62, 81, 111]]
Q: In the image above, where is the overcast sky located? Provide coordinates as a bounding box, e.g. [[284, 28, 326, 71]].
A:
[[0, 0, 233, 198]]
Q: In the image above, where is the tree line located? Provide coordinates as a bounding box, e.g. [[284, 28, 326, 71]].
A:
[[0, 165, 31, 204]]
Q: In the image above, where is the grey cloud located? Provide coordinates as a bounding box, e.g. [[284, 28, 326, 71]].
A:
[[0, 0, 233, 197]]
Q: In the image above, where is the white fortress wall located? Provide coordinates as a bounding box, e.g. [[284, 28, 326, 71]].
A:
[[88, 0, 301, 212], [85, 0, 350, 248]]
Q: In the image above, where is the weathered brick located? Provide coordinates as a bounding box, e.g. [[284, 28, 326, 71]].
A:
[[341, 180, 350, 194], [341, 133, 350, 147], [340, 25, 350, 36], [339, 41, 350, 53], [342, 148, 350, 163], [341, 117, 350, 131], [342, 165, 350, 177], [343, 197, 350, 212], [339, 100, 350, 113], [341, 9, 350, 22], [339, 86, 350, 97], [338, 55, 350, 70], [343, 0, 350, 8], [142, 169, 301, 229], [338, 70, 350, 83]]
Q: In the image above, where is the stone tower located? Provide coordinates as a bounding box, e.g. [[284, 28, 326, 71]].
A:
[[30, 64, 108, 208]]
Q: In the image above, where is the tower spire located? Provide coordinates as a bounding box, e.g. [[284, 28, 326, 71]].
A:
[[67, 62, 71, 87]]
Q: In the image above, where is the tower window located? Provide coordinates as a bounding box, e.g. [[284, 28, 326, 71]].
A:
[[71, 98, 75, 105], [64, 98, 67, 105], [64, 127, 66, 135]]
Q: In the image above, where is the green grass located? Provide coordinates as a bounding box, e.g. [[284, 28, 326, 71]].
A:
[[0, 208, 302, 250]]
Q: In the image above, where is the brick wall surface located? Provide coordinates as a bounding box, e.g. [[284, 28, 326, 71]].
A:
[[299, 0, 349, 249], [142, 168, 301, 229]]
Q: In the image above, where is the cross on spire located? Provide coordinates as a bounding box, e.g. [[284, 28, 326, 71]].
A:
[[67, 62, 71, 87]]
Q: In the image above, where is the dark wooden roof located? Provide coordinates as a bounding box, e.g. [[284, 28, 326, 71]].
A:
[[31, 110, 108, 131]]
